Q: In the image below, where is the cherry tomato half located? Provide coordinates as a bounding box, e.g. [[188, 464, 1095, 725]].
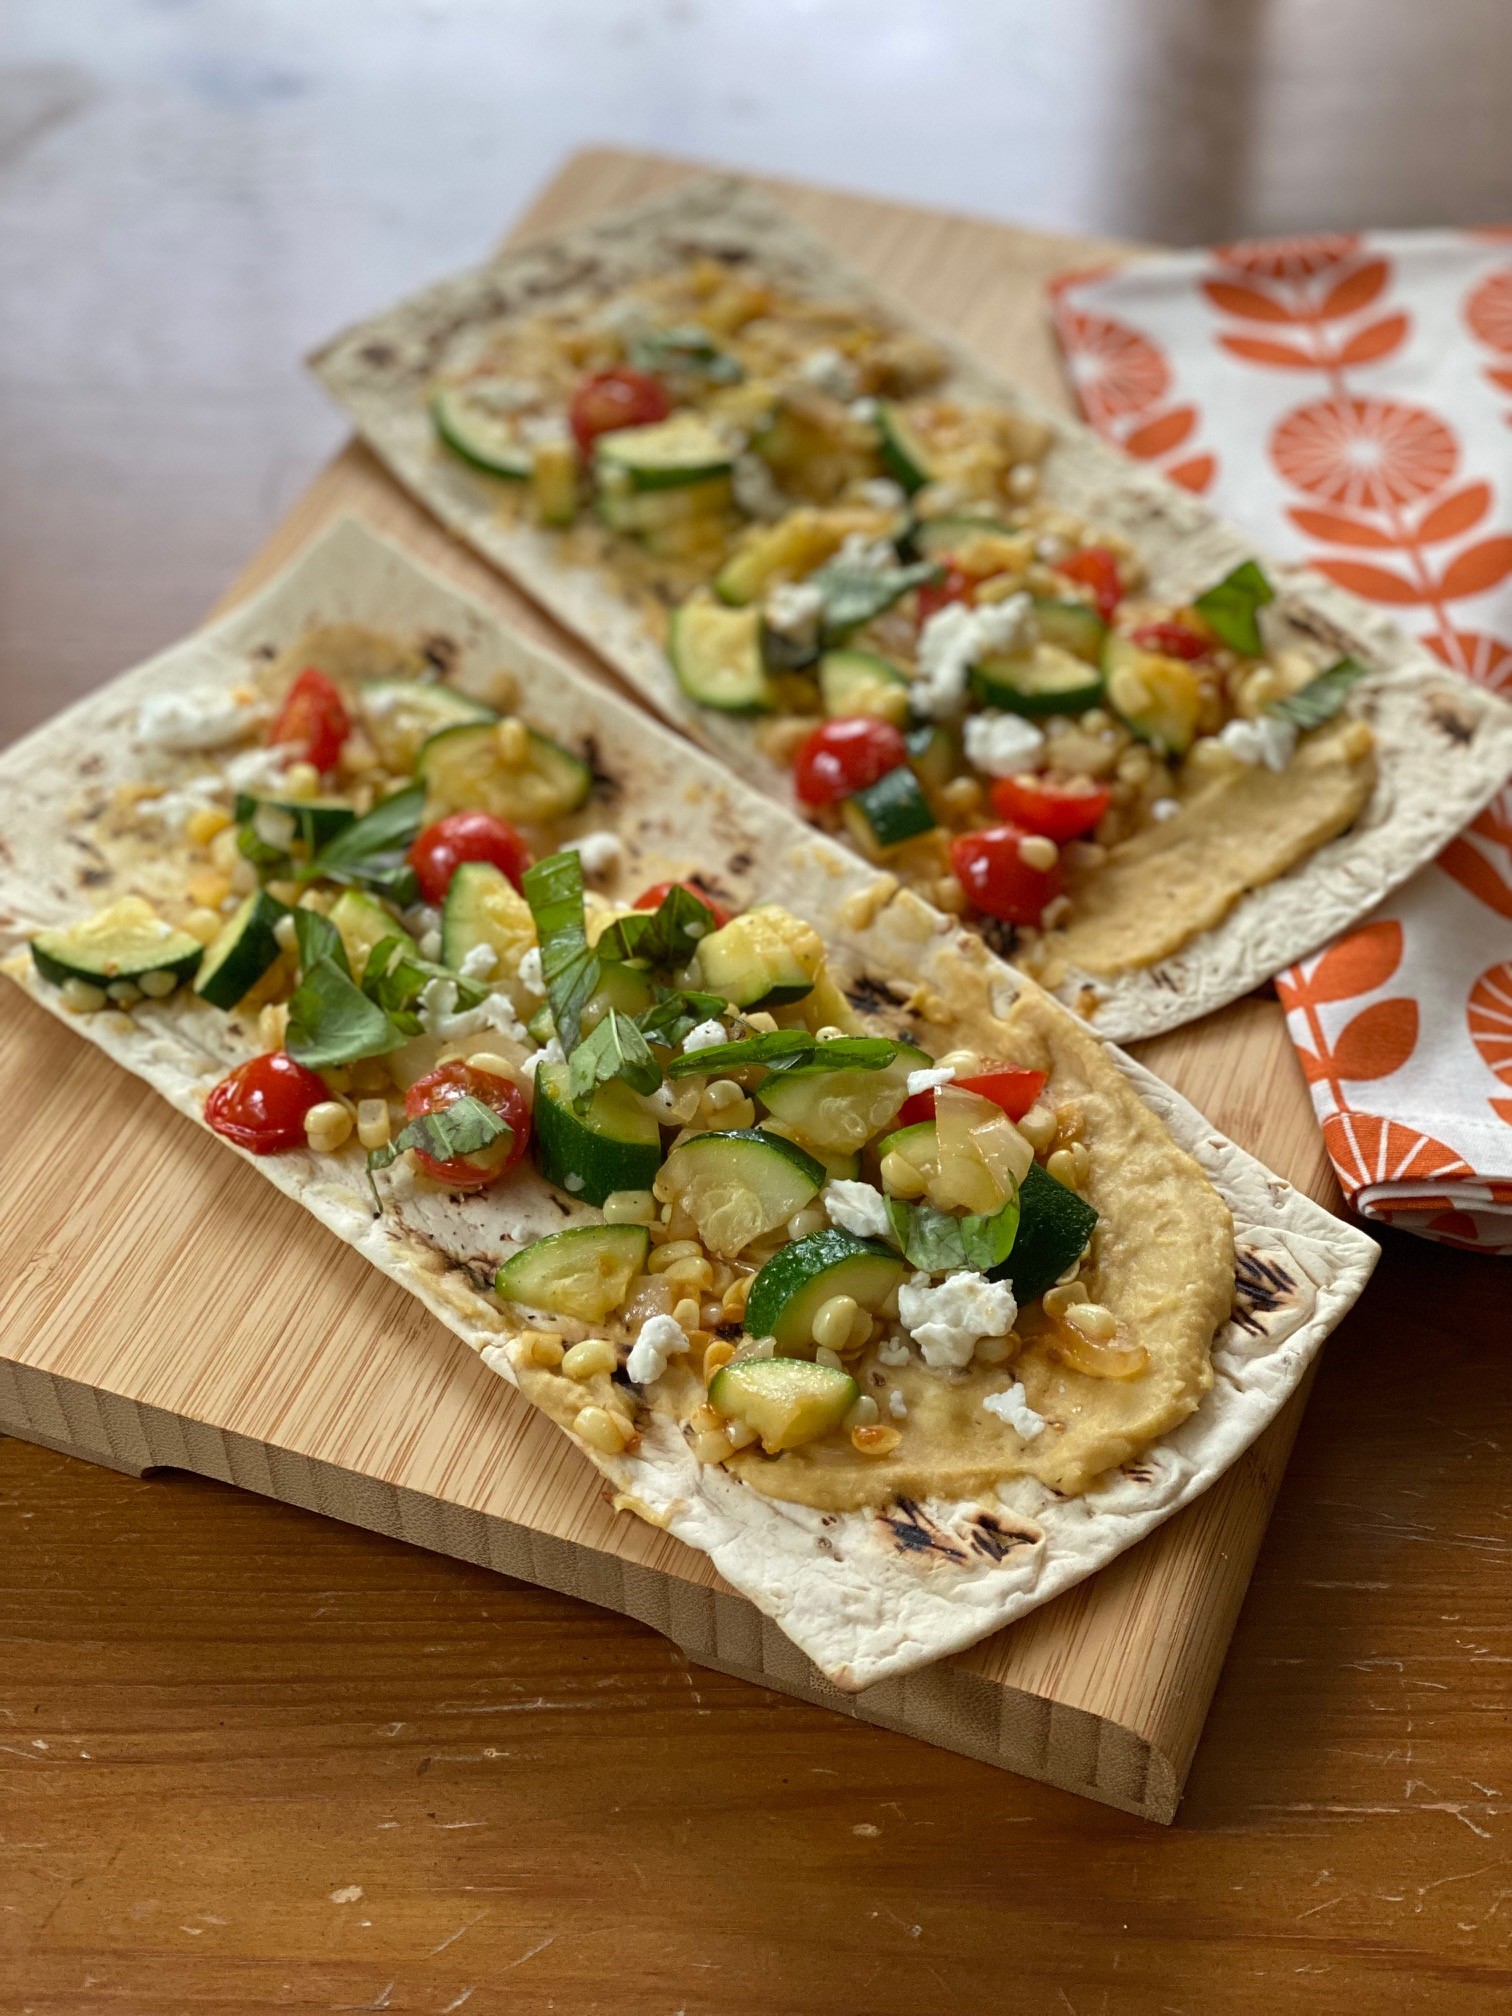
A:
[[268, 667, 350, 772], [950, 825, 1062, 927], [793, 717, 910, 808], [405, 1061, 531, 1192], [1056, 546, 1124, 623], [1129, 620, 1209, 661], [915, 565, 976, 627], [897, 1064, 1048, 1130], [408, 811, 531, 905], [989, 773, 1113, 843], [204, 1051, 330, 1155], [633, 880, 734, 930], [569, 367, 671, 455]]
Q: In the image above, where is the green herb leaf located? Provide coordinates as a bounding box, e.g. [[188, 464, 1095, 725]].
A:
[[305, 783, 426, 907], [292, 907, 349, 979], [567, 1008, 663, 1113], [1193, 560, 1274, 657], [521, 849, 598, 1055], [960, 1190, 1021, 1272], [360, 940, 486, 1022], [1267, 655, 1370, 731], [627, 325, 743, 384], [813, 556, 940, 640], [286, 956, 405, 1069], [665, 1030, 906, 1079], [887, 1190, 1020, 1274], [635, 988, 728, 1046], [597, 883, 718, 969], [368, 1093, 509, 1173]]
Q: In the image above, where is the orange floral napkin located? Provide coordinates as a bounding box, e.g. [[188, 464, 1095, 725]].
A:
[[1049, 232, 1512, 1249]]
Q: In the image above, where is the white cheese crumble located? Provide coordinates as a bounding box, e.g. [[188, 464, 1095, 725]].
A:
[[1034, 533, 1069, 565], [906, 1064, 956, 1098], [222, 745, 291, 795], [681, 1018, 729, 1056], [732, 452, 788, 522], [764, 580, 825, 648], [458, 942, 498, 981], [517, 945, 544, 996], [564, 830, 623, 878], [877, 1335, 911, 1367], [627, 1312, 690, 1386], [888, 1389, 908, 1420], [798, 346, 859, 400], [849, 395, 878, 422], [135, 778, 222, 831], [1219, 714, 1298, 772], [465, 376, 535, 414], [1151, 797, 1182, 822], [913, 594, 1037, 721], [962, 710, 1046, 778], [836, 531, 897, 572], [856, 476, 906, 512], [418, 976, 528, 1045], [521, 413, 570, 449], [137, 687, 265, 751], [897, 1270, 1018, 1371], [982, 1381, 1046, 1439], [521, 1035, 564, 1083], [823, 1179, 894, 1242]]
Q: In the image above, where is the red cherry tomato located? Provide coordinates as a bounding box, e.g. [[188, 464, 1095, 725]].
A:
[[1129, 620, 1209, 661], [268, 667, 350, 772], [793, 717, 910, 808], [897, 1064, 1048, 1129], [204, 1052, 329, 1155], [915, 566, 977, 626], [950, 825, 1062, 927], [404, 1060, 531, 1191], [569, 367, 671, 454], [989, 773, 1114, 842], [408, 811, 531, 904], [1056, 546, 1124, 623], [633, 880, 734, 929]]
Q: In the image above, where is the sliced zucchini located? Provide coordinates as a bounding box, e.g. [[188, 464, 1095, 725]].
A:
[[358, 677, 498, 773], [532, 1062, 662, 1207], [757, 1050, 923, 1157], [598, 474, 732, 537], [528, 960, 657, 1046], [842, 766, 936, 854], [32, 897, 204, 994], [709, 1356, 859, 1452], [819, 648, 910, 725], [969, 641, 1105, 718], [496, 1224, 650, 1324], [1102, 634, 1202, 757], [876, 403, 940, 495], [530, 436, 578, 527], [667, 595, 775, 713], [905, 722, 956, 794], [596, 412, 733, 491], [233, 794, 355, 853], [432, 384, 533, 478], [417, 720, 592, 825], [990, 1160, 1098, 1304], [440, 860, 535, 979], [695, 904, 823, 1009], [330, 888, 415, 981], [713, 510, 862, 606], [193, 888, 288, 1011], [658, 1128, 826, 1258], [743, 1230, 906, 1355], [1032, 597, 1107, 665], [911, 514, 1014, 558]]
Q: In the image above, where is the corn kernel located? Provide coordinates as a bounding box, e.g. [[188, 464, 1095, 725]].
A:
[[495, 717, 530, 767], [664, 1256, 713, 1292], [1017, 1103, 1057, 1153], [701, 1078, 744, 1113], [562, 1338, 617, 1381], [602, 1188, 656, 1226], [60, 977, 106, 1013], [137, 969, 180, 999], [1042, 1281, 1089, 1322], [974, 1334, 1013, 1365], [815, 1345, 845, 1372], [812, 1293, 859, 1353], [303, 1100, 353, 1154], [743, 1011, 779, 1034], [1046, 1147, 1081, 1190], [258, 1002, 290, 1051], [1018, 834, 1059, 873], [847, 1304, 874, 1351], [356, 1099, 391, 1150], [939, 777, 983, 816], [721, 1274, 752, 1320], [648, 1239, 703, 1274], [182, 907, 223, 945], [282, 760, 321, 801], [186, 805, 231, 847], [465, 1050, 519, 1084], [785, 1205, 826, 1242], [725, 1417, 759, 1450], [880, 1152, 926, 1199], [188, 869, 231, 909], [575, 1404, 628, 1454], [672, 1296, 701, 1331], [272, 913, 298, 953], [106, 979, 142, 1006], [691, 1426, 734, 1465], [844, 1393, 880, 1429], [704, 1338, 736, 1381], [526, 1334, 564, 1369], [851, 1423, 902, 1456], [209, 826, 242, 874], [1065, 1300, 1119, 1343], [931, 875, 966, 915]]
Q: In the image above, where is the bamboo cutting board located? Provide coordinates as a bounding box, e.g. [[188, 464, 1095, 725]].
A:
[[0, 149, 1345, 1823]]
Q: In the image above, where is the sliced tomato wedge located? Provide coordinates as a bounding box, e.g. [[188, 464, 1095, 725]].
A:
[[405, 1060, 531, 1192], [950, 825, 1062, 927], [569, 367, 671, 454], [1056, 546, 1123, 623], [915, 565, 976, 626], [989, 773, 1113, 842], [1128, 620, 1209, 661], [204, 1052, 329, 1155], [793, 717, 910, 807], [268, 667, 350, 771], [897, 1064, 1047, 1129], [633, 880, 734, 929]]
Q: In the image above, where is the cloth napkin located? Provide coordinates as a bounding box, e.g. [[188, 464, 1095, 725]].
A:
[[1048, 231, 1512, 1250]]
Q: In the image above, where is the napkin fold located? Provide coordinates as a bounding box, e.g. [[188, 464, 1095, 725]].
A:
[[1049, 230, 1512, 1249]]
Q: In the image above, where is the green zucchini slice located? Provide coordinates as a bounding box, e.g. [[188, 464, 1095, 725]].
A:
[[709, 1356, 859, 1452], [432, 384, 535, 478], [32, 898, 205, 995], [668, 595, 776, 713], [330, 888, 415, 982], [658, 1128, 826, 1258], [841, 767, 937, 853], [875, 403, 940, 495], [417, 720, 592, 825], [911, 514, 1015, 558], [818, 648, 911, 724], [358, 677, 498, 772], [989, 1161, 1098, 1304], [968, 641, 1105, 718], [695, 905, 822, 1010], [1102, 633, 1202, 756], [496, 1224, 651, 1323], [439, 860, 535, 978], [743, 1230, 906, 1354], [756, 1051, 923, 1157], [193, 889, 288, 1010], [532, 1063, 662, 1207], [596, 412, 733, 492], [1031, 597, 1107, 665]]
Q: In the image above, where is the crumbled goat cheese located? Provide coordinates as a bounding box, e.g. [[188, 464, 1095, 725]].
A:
[[517, 945, 544, 996], [222, 745, 292, 795], [418, 976, 528, 1045], [888, 1389, 909, 1420], [565, 830, 623, 878], [764, 580, 825, 647], [467, 376, 535, 414], [850, 395, 878, 422], [877, 1335, 912, 1367], [1151, 797, 1182, 822], [458, 942, 498, 981], [897, 1270, 1018, 1371], [913, 595, 1037, 721], [823, 1179, 894, 1242], [590, 294, 654, 337], [521, 413, 571, 449], [906, 1064, 956, 1098], [136, 778, 222, 830], [137, 687, 265, 751], [857, 476, 906, 511], [627, 1312, 690, 1386], [681, 1018, 730, 1055], [1034, 534, 1069, 565], [836, 531, 898, 572], [982, 1381, 1046, 1439], [962, 710, 1046, 778], [798, 346, 859, 400], [1219, 714, 1298, 772], [521, 1036, 564, 1083], [732, 453, 788, 521]]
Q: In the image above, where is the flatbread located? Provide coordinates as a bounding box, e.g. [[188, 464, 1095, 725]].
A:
[[0, 517, 1379, 1690], [311, 175, 1512, 1043]]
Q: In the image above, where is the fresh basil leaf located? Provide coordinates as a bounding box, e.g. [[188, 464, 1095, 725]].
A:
[[286, 956, 404, 1069], [960, 1190, 1021, 1272], [664, 1028, 816, 1079], [627, 325, 743, 384], [597, 883, 718, 969], [1193, 560, 1274, 657], [304, 783, 426, 906], [1267, 655, 1370, 731], [521, 849, 598, 1056], [361, 942, 486, 1019], [887, 1198, 964, 1272], [802, 1037, 905, 1071], [635, 988, 728, 1046], [368, 1093, 509, 1173], [813, 556, 940, 640], [292, 907, 349, 979], [567, 1008, 663, 1113]]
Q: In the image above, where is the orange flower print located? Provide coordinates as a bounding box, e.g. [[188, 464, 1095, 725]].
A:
[[1322, 1112, 1472, 1197], [1464, 269, 1512, 354], [1214, 234, 1361, 282], [1270, 397, 1458, 513], [1425, 630, 1512, 694], [1058, 310, 1170, 426], [1468, 962, 1512, 1089]]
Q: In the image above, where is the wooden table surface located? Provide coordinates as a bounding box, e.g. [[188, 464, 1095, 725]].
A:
[[6, 23, 1512, 2012]]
